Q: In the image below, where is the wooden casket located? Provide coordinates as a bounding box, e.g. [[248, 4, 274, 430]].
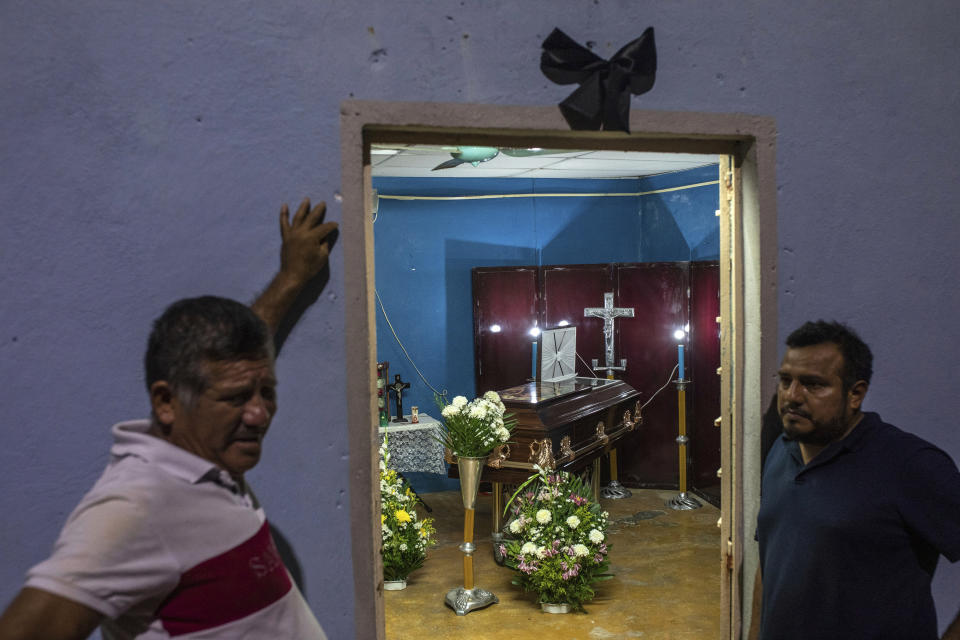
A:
[[448, 377, 642, 544], [449, 377, 642, 484]]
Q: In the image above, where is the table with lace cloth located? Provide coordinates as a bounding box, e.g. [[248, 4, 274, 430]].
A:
[[378, 414, 446, 475]]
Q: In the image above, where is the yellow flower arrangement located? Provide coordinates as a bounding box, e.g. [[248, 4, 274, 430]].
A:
[[379, 439, 437, 582]]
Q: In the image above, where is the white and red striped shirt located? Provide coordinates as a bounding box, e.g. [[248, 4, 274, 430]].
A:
[[26, 420, 327, 639]]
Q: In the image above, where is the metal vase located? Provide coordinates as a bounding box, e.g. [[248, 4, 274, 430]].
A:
[[457, 456, 486, 509], [445, 454, 498, 615]]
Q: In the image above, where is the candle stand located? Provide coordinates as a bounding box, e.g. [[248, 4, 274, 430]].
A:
[[667, 377, 702, 510], [600, 448, 632, 499]]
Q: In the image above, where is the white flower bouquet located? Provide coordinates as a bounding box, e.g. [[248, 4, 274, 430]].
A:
[[434, 391, 516, 459], [500, 468, 612, 609], [379, 440, 436, 582]]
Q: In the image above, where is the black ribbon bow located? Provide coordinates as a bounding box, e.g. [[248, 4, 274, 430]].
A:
[[540, 27, 657, 133]]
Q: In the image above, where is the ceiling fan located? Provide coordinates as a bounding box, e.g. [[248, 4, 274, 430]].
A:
[[429, 146, 562, 171]]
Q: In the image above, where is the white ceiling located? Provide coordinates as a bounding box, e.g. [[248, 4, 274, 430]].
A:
[[371, 144, 719, 180]]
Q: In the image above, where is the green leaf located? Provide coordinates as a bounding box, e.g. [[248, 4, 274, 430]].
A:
[[503, 471, 542, 517]]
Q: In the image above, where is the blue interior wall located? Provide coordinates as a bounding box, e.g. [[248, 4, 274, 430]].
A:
[[373, 170, 717, 429], [374, 177, 538, 420], [374, 172, 718, 494], [532, 178, 643, 264], [639, 164, 721, 261]]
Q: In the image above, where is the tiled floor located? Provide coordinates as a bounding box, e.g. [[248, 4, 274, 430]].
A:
[[384, 488, 723, 639]]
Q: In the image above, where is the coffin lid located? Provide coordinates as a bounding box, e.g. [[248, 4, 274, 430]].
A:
[[498, 377, 639, 430]]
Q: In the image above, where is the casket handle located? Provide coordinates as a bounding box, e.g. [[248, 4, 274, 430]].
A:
[[488, 443, 511, 469], [528, 438, 556, 469]]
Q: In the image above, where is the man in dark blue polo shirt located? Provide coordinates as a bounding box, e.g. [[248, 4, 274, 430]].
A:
[[750, 321, 960, 640]]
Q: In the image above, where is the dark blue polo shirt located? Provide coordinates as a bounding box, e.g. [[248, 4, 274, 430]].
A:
[[757, 412, 960, 640]]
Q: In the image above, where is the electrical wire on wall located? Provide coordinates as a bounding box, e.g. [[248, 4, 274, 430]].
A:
[[375, 289, 448, 402], [574, 352, 677, 416], [638, 364, 680, 417], [576, 352, 600, 378]]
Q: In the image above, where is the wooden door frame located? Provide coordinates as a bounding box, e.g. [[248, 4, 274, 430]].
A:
[[340, 101, 777, 640]]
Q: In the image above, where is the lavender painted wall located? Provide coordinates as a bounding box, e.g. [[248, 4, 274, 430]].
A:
[[2, 1, 958, 636]]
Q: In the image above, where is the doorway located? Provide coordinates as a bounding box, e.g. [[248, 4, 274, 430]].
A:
[[340, 101, 777, 640]]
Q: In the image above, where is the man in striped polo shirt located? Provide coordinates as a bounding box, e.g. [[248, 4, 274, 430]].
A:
[[0, 198, 337, 639]]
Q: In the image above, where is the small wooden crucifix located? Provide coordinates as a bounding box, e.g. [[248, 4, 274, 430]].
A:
[[388, 374, 411, 422]]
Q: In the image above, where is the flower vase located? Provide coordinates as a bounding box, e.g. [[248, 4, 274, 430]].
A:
[[457, 455, 484, 511], [383, 579, 407, 591], [444, 456, 498, 615], [541, 602, 572, 614]]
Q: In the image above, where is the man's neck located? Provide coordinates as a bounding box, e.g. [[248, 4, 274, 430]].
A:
[[799, 411, 864, 465], [146, 420, 168, 440], [146, 420, 246, 488]]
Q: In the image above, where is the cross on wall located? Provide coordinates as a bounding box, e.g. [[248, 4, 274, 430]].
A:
[[584, 292, 634, 376]]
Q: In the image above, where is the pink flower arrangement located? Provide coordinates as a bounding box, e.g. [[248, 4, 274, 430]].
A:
[[501, 469, 612, 609]]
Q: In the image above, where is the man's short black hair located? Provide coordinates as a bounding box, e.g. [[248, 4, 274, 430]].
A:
[[145, 296, 272, 399], [785, 320, 873, 391]]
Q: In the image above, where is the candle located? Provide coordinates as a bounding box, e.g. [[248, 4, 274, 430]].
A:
[[532, 341, 538, 380], [678, 344, 685, 380]]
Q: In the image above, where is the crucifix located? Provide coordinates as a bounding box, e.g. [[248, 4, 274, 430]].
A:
[[584, 291, 634, 378], [585, 291, 636, 501], [388, 374, 411, 422]]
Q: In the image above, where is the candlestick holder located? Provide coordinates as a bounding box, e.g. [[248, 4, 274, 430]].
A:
[[667, 378, 702, 510], [600, 448, 632, 499], [445, 455, 498, 615]]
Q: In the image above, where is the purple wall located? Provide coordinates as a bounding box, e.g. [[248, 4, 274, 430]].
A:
[[2, 2, 958, 636]]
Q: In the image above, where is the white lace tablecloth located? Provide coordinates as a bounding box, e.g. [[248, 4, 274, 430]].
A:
[[378, 414, 446, 475]]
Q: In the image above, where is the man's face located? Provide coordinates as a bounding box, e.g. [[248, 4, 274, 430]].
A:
[[168, 357, 278, 478], [777, 342, 864, 446]]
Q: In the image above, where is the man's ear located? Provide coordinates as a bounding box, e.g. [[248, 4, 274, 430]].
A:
[[150, 381, 177, 432], [847, 380, 869, 411]]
